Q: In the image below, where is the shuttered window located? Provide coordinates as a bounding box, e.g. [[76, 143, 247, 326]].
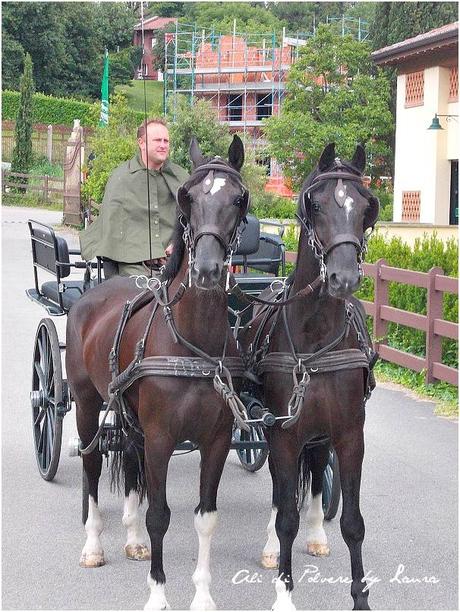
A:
[[405, 71, 424, 107], [402, 191, 421, 222]]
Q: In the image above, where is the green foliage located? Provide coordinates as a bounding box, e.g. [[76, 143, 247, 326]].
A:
[[11, 54, 34, 178], [82, 93, 141, 204], [355, 233, 458, 369], [2, 90, 99, 127], [181, 3, 284, 35], [373, 186, 393, 222], [1, 31, 25, 91], [251, 192, 296, 220], [263, 24, 393, 190], [167, 96, 232, 172], [109, 47, 143, 94], [369, 2, 458, 51], [2, 2, 138, 99]]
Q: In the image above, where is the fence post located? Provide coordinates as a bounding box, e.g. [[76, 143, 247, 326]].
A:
[[373, 258, 389, 352], [47, 125, 53, 162], [43, 175, 49, 203], [425, 266, 444, 384]]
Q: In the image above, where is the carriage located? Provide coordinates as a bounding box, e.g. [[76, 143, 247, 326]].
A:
[[26, 215, 340, 519]]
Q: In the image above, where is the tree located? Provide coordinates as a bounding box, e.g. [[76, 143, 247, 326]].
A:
[[1, 32, 25, 91], [369, 2, 458, 50], [263, 25, 393, 189], [11, 53, 35, 184]]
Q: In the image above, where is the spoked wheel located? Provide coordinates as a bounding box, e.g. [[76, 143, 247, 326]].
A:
[[322, 448, 341, 521], [234, 424, 269, 472], [31, 318, 64, 481]]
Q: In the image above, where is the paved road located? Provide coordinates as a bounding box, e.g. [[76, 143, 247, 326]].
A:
[[2, 206, 458, 610]]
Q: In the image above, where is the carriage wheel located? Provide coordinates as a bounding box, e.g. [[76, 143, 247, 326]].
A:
[[234, 424, 269, 472], [322, 449, 341, 521], [31, 318, 64, 481]]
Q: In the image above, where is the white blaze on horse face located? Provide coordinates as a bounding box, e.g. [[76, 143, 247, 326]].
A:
[[190, 511, 217, 610], [145, 574, 170, 611], [210, 177, 226, 196], [344, 196, 354, 221], [80, 496, 104, 567]]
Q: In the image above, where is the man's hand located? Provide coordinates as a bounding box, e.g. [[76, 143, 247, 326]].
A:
[[165, 243, 174, 256], [144, 257, 166, 268]]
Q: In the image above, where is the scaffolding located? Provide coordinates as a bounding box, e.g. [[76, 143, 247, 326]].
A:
[[164, 18, 369, 176]]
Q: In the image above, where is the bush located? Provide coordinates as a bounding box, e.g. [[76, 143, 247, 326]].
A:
[[2, 89, 100, 127], [251, 191, 297, 219]]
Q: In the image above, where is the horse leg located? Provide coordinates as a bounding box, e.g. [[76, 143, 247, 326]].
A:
[[144, 438, 174, 611], [190, 433, 231, 610], [262, 452, 280, 569], [270, 437, 299, 612], [335, 428, 370, 610], [75, 386, 105, 568], [305, 444, 330, 557], [122, 431, 150, 561]]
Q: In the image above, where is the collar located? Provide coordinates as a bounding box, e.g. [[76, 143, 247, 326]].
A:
[[129, 153, 169, 175]]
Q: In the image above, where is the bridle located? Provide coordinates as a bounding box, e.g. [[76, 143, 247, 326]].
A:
[[178, 158, 250, 289], [298, 158, 376, 282]]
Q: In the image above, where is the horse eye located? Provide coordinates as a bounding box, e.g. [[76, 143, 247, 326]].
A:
[[233, 196, 243, 208], [312, 201, 321, 213]]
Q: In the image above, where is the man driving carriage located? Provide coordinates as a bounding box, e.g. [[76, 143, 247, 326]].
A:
[[79, 118, 189, 278]]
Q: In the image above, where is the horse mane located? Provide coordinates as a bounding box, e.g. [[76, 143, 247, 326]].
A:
[[162, 213, 186, 281]]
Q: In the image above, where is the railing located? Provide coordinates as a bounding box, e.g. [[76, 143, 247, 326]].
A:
[[2, 170, 64, 204], [285, 252, 458, 386]]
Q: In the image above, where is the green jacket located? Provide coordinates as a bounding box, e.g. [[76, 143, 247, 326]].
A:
[[80, 154, 189, 263]]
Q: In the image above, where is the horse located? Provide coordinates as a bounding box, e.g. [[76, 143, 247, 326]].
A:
[[242, 143, 379, 611], [65, 135, 250, 610]]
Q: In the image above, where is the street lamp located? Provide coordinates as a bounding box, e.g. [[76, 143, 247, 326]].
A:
[[428, 113, 459, 130]]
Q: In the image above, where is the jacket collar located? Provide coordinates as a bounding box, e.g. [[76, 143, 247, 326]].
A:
[[129, 152, 170, 174]]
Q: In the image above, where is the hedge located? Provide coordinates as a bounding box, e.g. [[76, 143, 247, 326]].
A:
[[355, 232, 458, 369], [2, 90, 99, 127]]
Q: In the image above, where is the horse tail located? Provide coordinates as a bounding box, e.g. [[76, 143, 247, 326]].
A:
[[110, 429, 147, 503], [296, 444, 311, 511]]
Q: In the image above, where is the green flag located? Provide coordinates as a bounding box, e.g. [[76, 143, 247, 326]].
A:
[[99, 49, 109, 127]]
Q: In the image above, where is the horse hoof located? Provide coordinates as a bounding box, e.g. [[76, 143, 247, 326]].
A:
[[125, 544, 151, 561], [190, 595, 216, 610], [306, 542, 330, 557], [261, 553, 279, 569], [79, 552, 105, 568], [144, 603, 170, 611]]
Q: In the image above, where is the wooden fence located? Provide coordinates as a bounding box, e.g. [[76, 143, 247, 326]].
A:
[[2, 121, 94, 165], [2, 170, 64, 204], [285, 251, 458, 386]]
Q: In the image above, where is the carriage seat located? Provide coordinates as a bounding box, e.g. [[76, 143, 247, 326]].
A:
[[233, 216, 286, 276], [26, 219, 98, 316]]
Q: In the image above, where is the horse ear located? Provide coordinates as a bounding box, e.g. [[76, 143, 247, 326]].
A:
[[352, 144, 366, 174], [318, 143, 335, 172], [176, 185, 191, 219], [189, 137, 206, 169], [228, 134, 244, 171]]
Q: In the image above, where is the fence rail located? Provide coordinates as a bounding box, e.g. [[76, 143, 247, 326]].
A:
[[2, 169, 64, 203], [286, 251, 458, 386]]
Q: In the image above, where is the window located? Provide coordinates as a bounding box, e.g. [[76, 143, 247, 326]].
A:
[[449, 66, 458, 102], [151, 38, 157, 49], [405, 71, 424, 107], [256, 93, 272, 120], [402, 191, 421, 222], [228, 94, 243, 121]]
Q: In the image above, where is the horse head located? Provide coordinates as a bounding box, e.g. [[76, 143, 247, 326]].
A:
[[176, 135, 249, 290], [300, 142, 379, 299]]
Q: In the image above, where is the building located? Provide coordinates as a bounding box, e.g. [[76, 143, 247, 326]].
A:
[[372, 22, 458, 225], [133, 15, 177, 80]]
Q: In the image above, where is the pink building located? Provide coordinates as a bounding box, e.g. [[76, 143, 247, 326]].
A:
[[133, 15, 177, 80]]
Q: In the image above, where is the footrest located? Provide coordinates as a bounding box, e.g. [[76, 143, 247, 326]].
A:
[[25, 288, 66, 316]]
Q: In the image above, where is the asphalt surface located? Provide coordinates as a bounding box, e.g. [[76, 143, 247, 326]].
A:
[[2, 206, 458, 611]]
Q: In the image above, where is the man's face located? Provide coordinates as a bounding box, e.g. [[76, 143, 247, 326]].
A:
[[138, 123, 170, 169]]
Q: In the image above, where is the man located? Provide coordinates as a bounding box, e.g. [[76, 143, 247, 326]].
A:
[[80, 118, 189, 278]]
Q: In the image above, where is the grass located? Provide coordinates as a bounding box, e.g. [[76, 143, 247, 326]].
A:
[[115, 80, 164, 113], [374, 360, 458, 418], [3, 156, 64, 210]]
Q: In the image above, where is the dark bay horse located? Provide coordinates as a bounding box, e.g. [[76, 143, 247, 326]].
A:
[[66, 135, 249, 610], [245, 143, 379, 611]]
